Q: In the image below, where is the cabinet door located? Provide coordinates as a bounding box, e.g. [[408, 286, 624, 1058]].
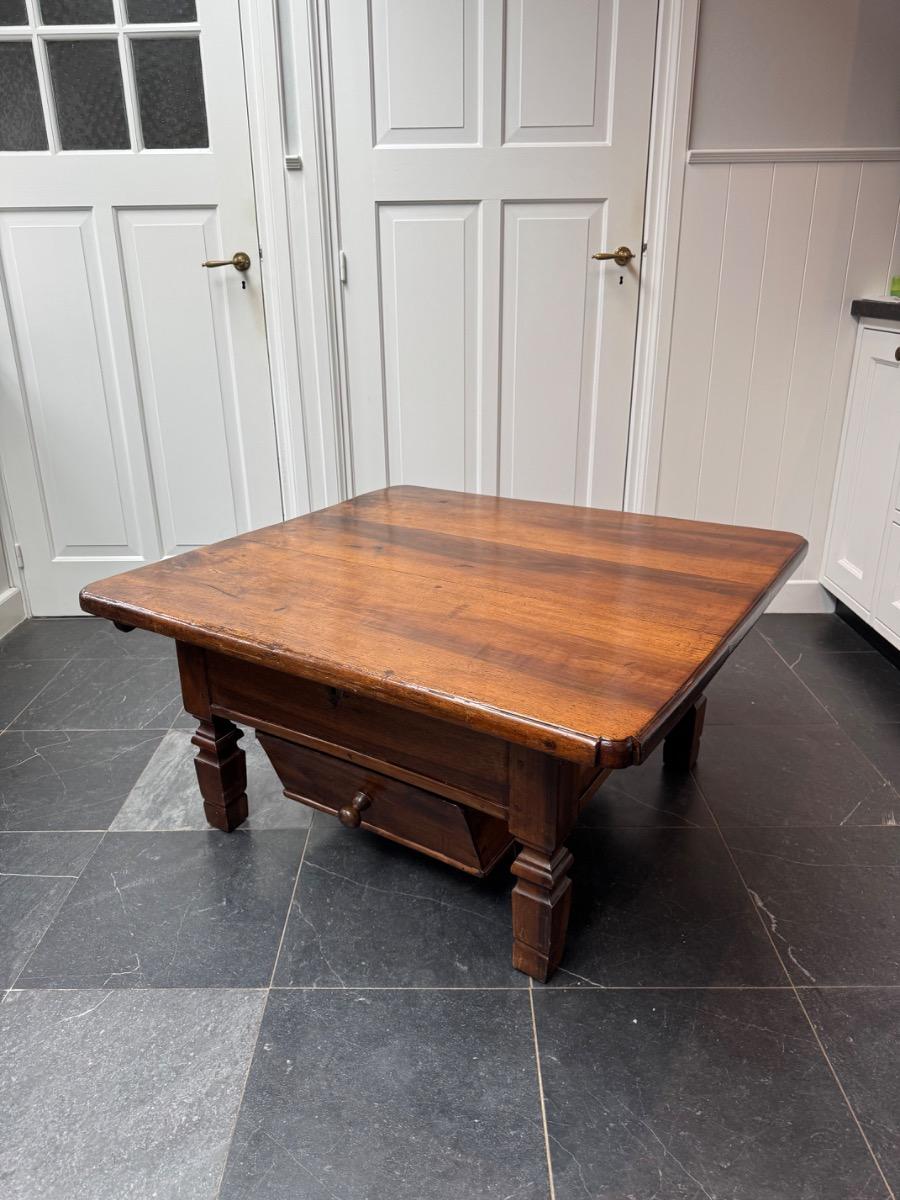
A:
[[824, 328, 900, 610], [874, 522, 900, 642]]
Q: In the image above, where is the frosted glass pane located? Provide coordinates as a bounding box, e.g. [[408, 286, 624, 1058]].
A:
[[47, 39, 129, 149], [133, 36, 207, 148], [0, 0, 27, 25], [0, 43, 48, 150], [40, 0, 114, 22], [126, 0, 196, 20]]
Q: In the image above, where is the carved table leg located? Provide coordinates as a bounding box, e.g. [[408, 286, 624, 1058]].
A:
[[507, 747, 580, 982], [191, 717, 248, 832], [663, 695, 707, 770], [511, 844, 574, 981]]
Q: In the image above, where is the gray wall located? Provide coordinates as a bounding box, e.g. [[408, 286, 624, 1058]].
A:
[[691, 0, 900, 150]]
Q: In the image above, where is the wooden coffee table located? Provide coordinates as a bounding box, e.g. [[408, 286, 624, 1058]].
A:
[[80, 487, 805, 981]]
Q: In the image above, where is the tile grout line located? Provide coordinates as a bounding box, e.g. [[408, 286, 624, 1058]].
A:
[[210, 988, 270, 1200], [0, 871, 78, 880], [2, 823, 110, 1007], [211, 816, 314, 1200], [763, 631, 900, 797], [528, 979, 557, 1200], [267, 817, 314, 989], [692, 767, 897, 1200], [9, 728, 174, 733], [9, 820, 900, 833], [0, 655, 76, 738], [1, 644, 103, 1008], [7, 981, 900, 993], [759, 636, 839, 724]]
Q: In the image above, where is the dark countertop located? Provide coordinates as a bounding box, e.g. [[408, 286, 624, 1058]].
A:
[[851, 297, 900, 322]]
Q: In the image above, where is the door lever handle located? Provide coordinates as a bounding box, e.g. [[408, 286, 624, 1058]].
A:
[[591, 245, 634, 266], [202, 251, 252, 272]]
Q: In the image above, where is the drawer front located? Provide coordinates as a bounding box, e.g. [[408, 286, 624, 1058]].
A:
[[206, 651, 509, 809], [874, 523, 900, 641], [256, 732, 512, 876]]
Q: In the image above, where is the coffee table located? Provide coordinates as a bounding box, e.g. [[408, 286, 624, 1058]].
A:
[[80, 487, 805, 981]]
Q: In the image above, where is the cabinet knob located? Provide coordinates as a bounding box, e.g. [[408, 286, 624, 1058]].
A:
[[895, 346, 900, 362], [338, 790, 372, 828]]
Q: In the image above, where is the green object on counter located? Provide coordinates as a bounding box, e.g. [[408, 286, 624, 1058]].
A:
[[891, 276, 900, 298]]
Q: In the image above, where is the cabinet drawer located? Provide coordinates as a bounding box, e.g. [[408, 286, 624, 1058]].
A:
[[256, 732, 513, 876], [874, 523, 900, 640], [824, 328, 900, 610]]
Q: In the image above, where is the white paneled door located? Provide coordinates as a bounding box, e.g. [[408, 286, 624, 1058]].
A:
[[331, 0, 658, 505], [0, 0, 281, 615]]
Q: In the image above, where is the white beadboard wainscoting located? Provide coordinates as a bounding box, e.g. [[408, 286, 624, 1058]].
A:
[[653, 157, 900, 611]]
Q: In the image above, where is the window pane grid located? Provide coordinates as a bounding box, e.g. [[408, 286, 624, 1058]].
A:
[[0, 0, 205, 151]]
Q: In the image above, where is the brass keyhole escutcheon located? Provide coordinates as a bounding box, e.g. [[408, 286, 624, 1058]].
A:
[[338, 790, 372, 829]]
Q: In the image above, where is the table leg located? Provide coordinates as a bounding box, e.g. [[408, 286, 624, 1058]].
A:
[[511, 844, 574, 981], [663, 695, 707, 770], [507, 748, 580, 981], [191, 717, 248, 832]]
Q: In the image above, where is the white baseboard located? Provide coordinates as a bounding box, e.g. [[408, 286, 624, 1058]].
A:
[[0, 586, 25, 639], [765, 579, 836, 614]]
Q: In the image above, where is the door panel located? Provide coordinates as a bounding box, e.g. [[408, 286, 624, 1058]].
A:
[[372, 0, 479, 145], [378, 203, 479, 490], [0, 209, 142, 557], [116, 207, 243, 553], [0, 0, 281, 614], [332, 0, 657, 508], [504, 0, 614, 143], [499, 201, 606, 505]]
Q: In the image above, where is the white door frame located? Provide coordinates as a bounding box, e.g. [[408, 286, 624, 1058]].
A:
[[239, 0, 348, 518], [0, 0, 700, 619], [625, 0, 701, 513]]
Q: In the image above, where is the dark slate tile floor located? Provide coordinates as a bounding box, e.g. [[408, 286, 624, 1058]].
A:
[[0, 613, 898, 1199]]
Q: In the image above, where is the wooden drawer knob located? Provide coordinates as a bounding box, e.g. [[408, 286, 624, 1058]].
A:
[[338, 790, 372, 828]]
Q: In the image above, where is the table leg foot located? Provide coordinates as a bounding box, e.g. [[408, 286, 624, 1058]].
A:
[[511, 844, 574, 982], [191, 717, 248, 832], [663, 695, 707, 770]]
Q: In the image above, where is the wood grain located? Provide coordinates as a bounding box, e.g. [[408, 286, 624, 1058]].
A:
[[80, 486, 805, 766]]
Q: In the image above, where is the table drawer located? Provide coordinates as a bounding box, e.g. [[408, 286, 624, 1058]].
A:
[[206, 652, 509, 811], [256, 731, 513, 877]]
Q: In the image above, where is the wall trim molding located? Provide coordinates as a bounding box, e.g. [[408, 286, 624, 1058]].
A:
[[688, 147, 900, 164], [625, 0, 701, 513], [0, 586, 25, 639], [766, 579, 836, 614]]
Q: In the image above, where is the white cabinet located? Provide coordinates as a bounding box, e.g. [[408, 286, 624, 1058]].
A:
[[874, 522, 900, 640], [822, 321, 900, 649]]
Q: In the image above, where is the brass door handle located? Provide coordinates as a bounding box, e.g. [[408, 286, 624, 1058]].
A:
[[592, 245, 635, 266], [202, 251, 252, 272]]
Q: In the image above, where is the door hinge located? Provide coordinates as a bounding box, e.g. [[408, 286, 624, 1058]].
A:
[[339, 250, 347, 284], [14, 543, 24, 570]]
